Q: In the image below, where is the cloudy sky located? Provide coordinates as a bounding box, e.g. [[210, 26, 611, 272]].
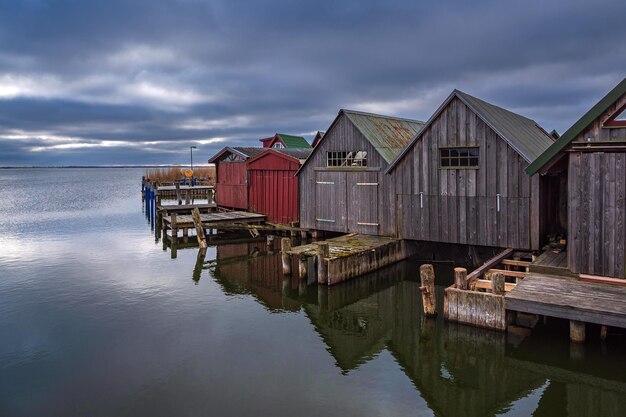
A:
[[0, 0, 625, 166]]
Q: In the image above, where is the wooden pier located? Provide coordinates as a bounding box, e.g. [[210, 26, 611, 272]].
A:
[[162, 211, 266, 241], [285, 234, 408, 286], [505, 275, 626, 331]]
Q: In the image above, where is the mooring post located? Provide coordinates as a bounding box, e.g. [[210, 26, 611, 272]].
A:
[[185, 188, 190, 205], [317, 242, 329, 285], [298, 256, 307, 280], [192, 208, 208, 249], [454, 267, 467, 290], [171, 212, 178, 243], [570, 320, 586, 343], [281, 237, 292, 275], [491, 271, 505, 295], [176, 182, 182, 205], [419, 264, 437, 317]]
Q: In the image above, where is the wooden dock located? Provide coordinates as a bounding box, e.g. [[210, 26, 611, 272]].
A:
[[528, 250, 575, 277], [162, 211, 266, 241], [505, 275, 626, 329], [286, 234, 408, 286]]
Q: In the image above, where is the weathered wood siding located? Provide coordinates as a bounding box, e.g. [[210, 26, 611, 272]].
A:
[[394, 97, 539, 250], [299, 114, 397, 235], [568, 93, 626, 278]]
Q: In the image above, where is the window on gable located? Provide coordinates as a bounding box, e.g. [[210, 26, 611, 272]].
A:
[[327, 151, 368, 167], [272, 142, 285, 148], [604, 104, 626, 128], [440, 147, 479, 169]]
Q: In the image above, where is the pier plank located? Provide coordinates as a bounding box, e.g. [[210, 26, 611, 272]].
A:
[[505, 275, 626, 328]]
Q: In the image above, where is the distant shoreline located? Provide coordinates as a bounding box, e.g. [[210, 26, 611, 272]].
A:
[[0, 164, 212, 169]]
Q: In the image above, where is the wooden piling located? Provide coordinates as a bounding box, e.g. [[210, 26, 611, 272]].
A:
[[298, 256, 307, 280], [175, 182, 182, 205], [317, 242, 329, 285], [419, 264, 437, 317], [600, 325, 608, 341], [570, 320, 586, 343], [454, 267, 467, 290], [492, 271, 505, 295], [170, 212, 178, 242], [192, 208, 208, 249], [281, 238, 292, 275]]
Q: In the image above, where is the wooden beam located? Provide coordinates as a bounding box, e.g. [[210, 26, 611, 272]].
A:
[[579, 274, 626, 287], [466, 248, 514, 284], [488, 268, 527, 279], [501, 259, 532, 268], [474, 279, 516, 292]]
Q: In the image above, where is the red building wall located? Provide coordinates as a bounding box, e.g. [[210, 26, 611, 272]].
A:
[[216, 161, 248, 209], [247, 151, 300, 224]]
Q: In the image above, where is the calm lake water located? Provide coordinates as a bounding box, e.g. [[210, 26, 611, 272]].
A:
[[1, 168, 625, 416]]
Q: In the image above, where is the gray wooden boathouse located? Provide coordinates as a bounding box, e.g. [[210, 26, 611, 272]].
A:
[[387, 90, 555, 250], [297, 109, 424, 236], [526, 77, 626, 278]]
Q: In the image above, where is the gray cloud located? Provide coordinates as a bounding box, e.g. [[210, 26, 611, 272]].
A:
[[0, 0, 625, 165]]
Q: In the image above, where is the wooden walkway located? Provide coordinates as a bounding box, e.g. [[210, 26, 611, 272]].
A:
[[505, 275, 626, 328], [163, 211, 265, 229], [528, 250, 575, 277]]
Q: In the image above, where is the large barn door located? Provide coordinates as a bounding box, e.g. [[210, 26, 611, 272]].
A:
[[314, 171, 347, 232], [347, 171, 379, 232]]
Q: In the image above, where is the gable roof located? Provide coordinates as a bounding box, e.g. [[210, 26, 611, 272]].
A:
[[274, 133, 311, 148], [387, 90, 554, 173], [526, 77, 626, 175], [296, 109, 424, 175], [246, 148, 311, 166], [208, 146, 266, 163]]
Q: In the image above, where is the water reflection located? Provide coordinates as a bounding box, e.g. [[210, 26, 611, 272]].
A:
[[210, 241, 626, 417]]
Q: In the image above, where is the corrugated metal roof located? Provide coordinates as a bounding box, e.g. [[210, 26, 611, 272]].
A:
[[343, 110, 425, 163], [526, 77, 626, 175], [276, 133, 311, 148], [455, 91, 554, 163]]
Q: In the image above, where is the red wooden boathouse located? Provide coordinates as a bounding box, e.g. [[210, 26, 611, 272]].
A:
[[247, 149, 310, 224], [208, 147, 266, 209]]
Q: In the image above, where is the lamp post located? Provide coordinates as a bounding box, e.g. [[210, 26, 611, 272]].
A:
[[190, 146, 197, 171]]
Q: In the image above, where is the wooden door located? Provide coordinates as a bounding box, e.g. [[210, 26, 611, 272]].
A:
[[347, 171, 379, 233], [314, 171, 347, 232]]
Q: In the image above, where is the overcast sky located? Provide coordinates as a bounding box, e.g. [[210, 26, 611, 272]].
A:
[[0, 0, 625, 166]]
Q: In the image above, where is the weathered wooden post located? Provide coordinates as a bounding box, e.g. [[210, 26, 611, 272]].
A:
[[419, 264, 437, 317], [570, 320, 586, 343], [298, 256, 308, 280], [170, 212, 178, 243], [192, 208, 208, 249], [176, 182, 182, 205], [317, 242, 329, 285], [600, 325, 608, 341], [281, 238, 292, 275], [185, 188, 190, 205], [492, 271, 505, 295], [454, 267, 467, 290]]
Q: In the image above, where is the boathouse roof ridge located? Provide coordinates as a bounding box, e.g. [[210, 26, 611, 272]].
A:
[[208, 146, 266, 163], [526, 76, 626, 175], [295, 109, 424, 175], [386, 90, 555, 173]]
